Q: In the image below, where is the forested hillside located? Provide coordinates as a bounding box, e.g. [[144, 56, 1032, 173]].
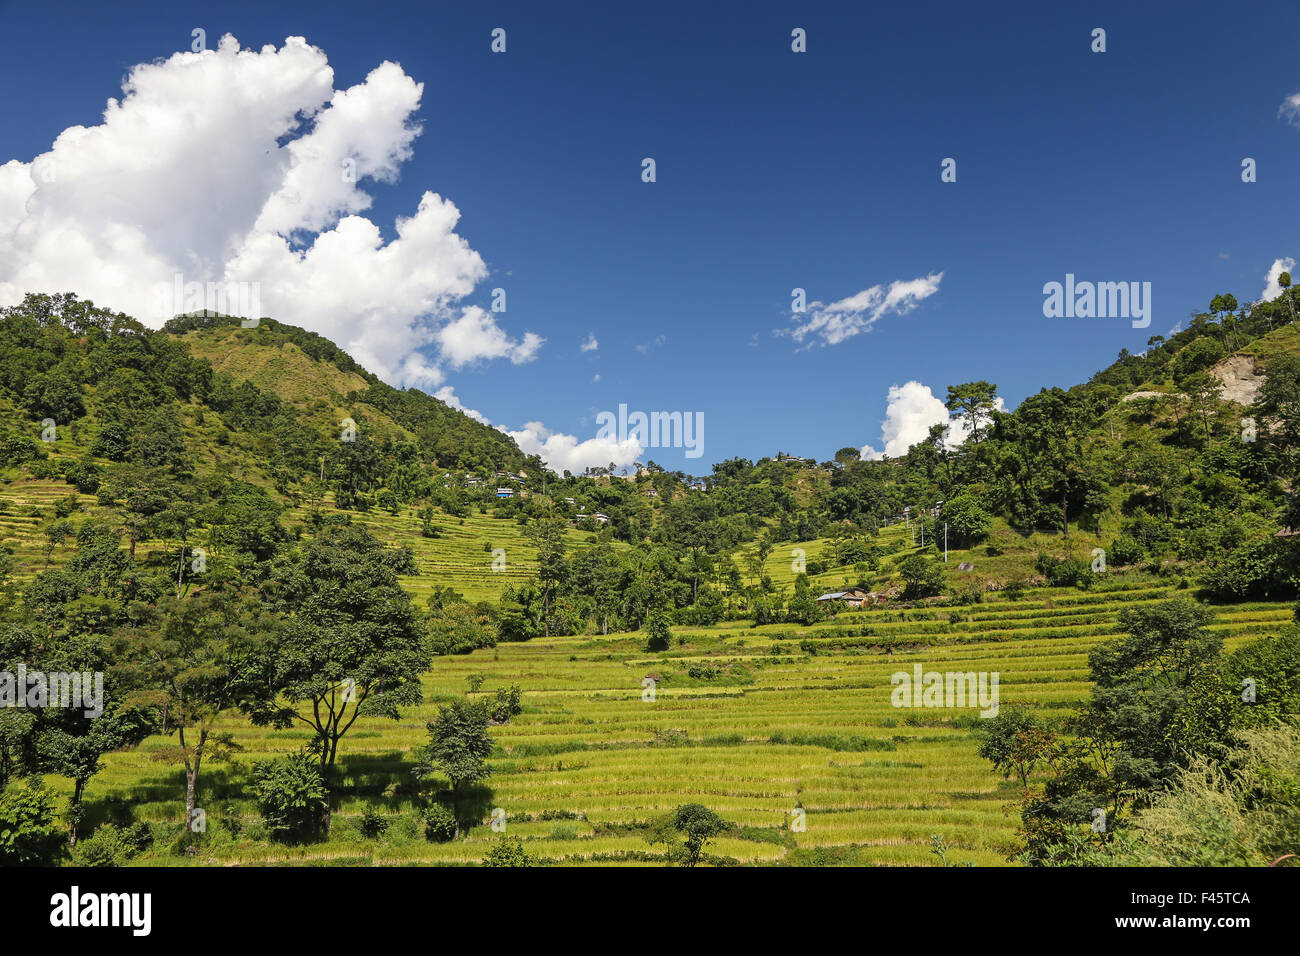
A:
[[1, 285, 1298, 867]]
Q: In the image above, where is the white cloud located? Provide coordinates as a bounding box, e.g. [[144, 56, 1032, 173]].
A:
[[859, 380, 1002, 460], [1261, 257, 1296, 301], [506, 421, 642, 475], [435, 305, 543, 368], [0, 34, 541, 391], [782, 273, 943, 348], [860, 381, 949, 460], [433, 385, 487, 423], [1281, 92, 1300, 128], [580, 332, 598, 352]]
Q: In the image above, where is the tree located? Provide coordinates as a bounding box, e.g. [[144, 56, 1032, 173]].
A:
[[945, 381, 999, 444], [977, 707, 1054, 787], [897, 555, 944, 599], [118, 584, 280, 838], [264, 524, 431, 832], [644, 604, 672, 651], [414, 697, 494, 837], [940, 493, 993, 547], [526, 517, 568, 637], [0, 779, 64, 866], [416, 698, 493, 792], [1280, 272, 1296, 325], [648, 803, 728, 866]]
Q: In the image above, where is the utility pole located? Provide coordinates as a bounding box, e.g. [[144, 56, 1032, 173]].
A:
[[944, 523, 948, 563]]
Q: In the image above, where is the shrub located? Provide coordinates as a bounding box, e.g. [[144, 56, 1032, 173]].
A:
[[73, 822, 153, 867], [1035, 554, 1095, 589], [1199, 538, 1298, 601], [250, 751, 328, 843], [0, 780, 63, 866], [488, 684, 524, 723], [424, 803, 457, 842], [1108, 535, 1145, 567], [483, 834, 531, 867], [358, 805, 389, 839]]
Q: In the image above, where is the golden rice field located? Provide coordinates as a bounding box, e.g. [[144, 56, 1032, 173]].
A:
[[75, 579, 1292, 867]]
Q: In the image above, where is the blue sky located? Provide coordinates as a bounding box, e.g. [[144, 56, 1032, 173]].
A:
[[2, 0, 1298, 473]]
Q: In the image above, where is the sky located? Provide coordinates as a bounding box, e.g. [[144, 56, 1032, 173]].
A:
[[1, 0, 1298, 474]]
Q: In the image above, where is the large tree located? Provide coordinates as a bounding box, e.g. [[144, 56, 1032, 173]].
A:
[[263, 523, 431, 829]]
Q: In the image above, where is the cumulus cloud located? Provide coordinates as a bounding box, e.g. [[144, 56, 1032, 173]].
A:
[[506, 421, 642, 475], [435, 306, 543, 368], [1261, 257, 1296, 301], [580, 333, 598, 352], [860, 381, 949, 460], [859, 380, 1003, 460], [1281, 92, 1300, 128], [782, 273, 943, 348], [0, 34, 541, 390]]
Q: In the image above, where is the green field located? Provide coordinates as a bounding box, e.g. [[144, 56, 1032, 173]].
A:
[[64, 576, 1290, 867]]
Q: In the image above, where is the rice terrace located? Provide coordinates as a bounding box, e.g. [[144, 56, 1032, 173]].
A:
[[0, 2, 1298, 921]]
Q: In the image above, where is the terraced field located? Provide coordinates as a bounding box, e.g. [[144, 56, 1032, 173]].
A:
[[76, 579, 1293, 866]]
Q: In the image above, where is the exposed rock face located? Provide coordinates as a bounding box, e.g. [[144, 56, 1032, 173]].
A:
[[1119, 354, 1265, 407], [1121, 390, 1171, 402], [1210, 353, 1265, 406]]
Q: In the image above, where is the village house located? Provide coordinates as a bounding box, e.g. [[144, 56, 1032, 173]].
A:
[[814, 586, 879, 608]]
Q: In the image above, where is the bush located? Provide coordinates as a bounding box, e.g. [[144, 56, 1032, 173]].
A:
[[358, 805, 389, 839], [488, 684, 523, 723], [424, 803, 457, 842], [1035, 554, 1095, 589], [73, 822, 153, 867], [0, 780, 63, 866], [250, 751, 328, 843], [483, 834, 531, 867], [1108, 534, 1145, 567], [1199, 538, 1298, 601]]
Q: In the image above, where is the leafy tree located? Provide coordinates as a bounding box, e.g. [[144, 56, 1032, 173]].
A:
[[945, 381, 999, 444], [644, 604, 672, 651], [264, 525, 430, 808], [977, 707, 1053, 787], [649, 803, 729, 867], [415, 698, 494, 793], [117, 584, 280, 837], [897, 555, 945, 599], [940, 493, 993, 546]]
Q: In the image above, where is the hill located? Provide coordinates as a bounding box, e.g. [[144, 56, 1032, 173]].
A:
[[1, 288, 1299, 868]]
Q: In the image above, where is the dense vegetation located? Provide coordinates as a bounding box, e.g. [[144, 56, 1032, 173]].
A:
[[1, 283, 1298, 866]]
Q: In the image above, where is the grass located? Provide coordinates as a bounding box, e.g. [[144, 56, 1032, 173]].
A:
[[63, 577, 1292, 867]]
